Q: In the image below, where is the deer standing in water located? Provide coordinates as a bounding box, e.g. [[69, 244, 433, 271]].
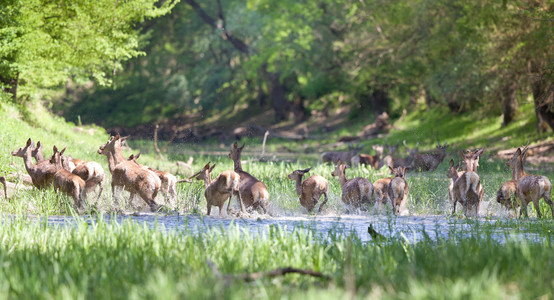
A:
[[377, 143, 398, 169], [447, 159, 481, 216], [388, 166, 409, 215], [32, 141, 105, 202], [331, 159, 374, 208], [50, 146, 86, 211], [506, 147, 553, 218], [11, 138, 57, 189], [412, 142, 448, 172], [287, 167, 329, 212], [128, 153, 179, 207], [189, 162, 246, 216], [98, 134, 162, 212], [228, 142, 270, 214]]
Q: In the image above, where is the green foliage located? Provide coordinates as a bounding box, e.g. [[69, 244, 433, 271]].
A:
[[0, 0, 178, 100]]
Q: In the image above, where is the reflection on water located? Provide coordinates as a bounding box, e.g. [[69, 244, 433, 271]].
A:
[[45, 212, 544, 244]]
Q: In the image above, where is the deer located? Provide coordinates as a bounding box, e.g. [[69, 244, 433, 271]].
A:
[[377, 143, 398, 169], [461, 147, 485, 203], [506, 146, 553, 218], [228, 142, 270, 214], [373, 166, 396, 209], [496, 179, 518, 214], [391, 141, 419, 168], [31, 141, 105, 202], [447, 159, 481, 216], [188, 162, 246, 216], [388, 166, 409, 215], [50, 146, 86, 211], [352, 145, 383, 168], [11, 138, 57, 189], [98, 134, 162, 212], [287, 167, 329, 213], [331, 159, 374, 208], [322, 143, 362, 165], [412, 142, 448, 172], [128, 153, 179, 206]]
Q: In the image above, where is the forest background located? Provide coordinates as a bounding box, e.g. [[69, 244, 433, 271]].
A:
[[1, 0, 553, 147]]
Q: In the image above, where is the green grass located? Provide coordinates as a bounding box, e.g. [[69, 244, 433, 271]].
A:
[[0, 217, 553, 299]]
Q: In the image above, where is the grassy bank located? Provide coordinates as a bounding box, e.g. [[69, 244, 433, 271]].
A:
[[0, 217, 553, 299]]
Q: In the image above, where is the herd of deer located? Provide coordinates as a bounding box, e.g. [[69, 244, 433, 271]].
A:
[[5, 135, 554, 219]]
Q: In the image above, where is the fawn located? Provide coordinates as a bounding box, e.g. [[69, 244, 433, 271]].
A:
[[287, 167, 329, 212], [128, 153, 179, 207], [189, 162, 246, 216], [228, 142, 270, 214], [506, 147, 553, 218], [331, 159, 374, 208]]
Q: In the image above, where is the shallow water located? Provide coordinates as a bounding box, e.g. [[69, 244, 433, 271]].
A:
[[45, 211, 546, 244]]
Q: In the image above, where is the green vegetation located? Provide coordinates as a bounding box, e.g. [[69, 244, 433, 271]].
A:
[[0, 216, 553, 299]]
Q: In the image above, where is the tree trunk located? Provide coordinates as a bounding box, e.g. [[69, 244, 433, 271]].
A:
[[291, 93, 308, 123], [360, 88, 389, 116], [500, 81, 518, 127], [531, 77, 554, 132]]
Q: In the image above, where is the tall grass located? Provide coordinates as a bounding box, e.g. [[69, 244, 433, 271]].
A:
[[0, 217, 552, 299]]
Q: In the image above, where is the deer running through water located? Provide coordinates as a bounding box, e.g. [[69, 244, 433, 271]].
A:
[[287, 167, 329, 213]]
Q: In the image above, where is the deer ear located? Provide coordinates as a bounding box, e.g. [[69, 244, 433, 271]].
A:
[[209, 164, 216, 172], [26, 138, 32, 146], [204, 162, 210, 169], [121, 135, 129, 142], [37, 141, 41, 148], [128, 154, 134, 160], [449, 159, 454, 167], [515, 148, 522, 155], [389, 166, 395, 173], [303, 167, 312, 173], [240, 143, 245, 150], [60, 147, 66, 155], [53, 145, 58, 153], [337, 159, 342, 165], [474, 147, 484, 158], [135, 152, 141, 160], [114, 133, 120, 141], [233, 142, 238, 148]]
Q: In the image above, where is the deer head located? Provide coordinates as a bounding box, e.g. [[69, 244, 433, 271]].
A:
[[11, 138, 33, 157], [287, 167, 311, 181], [228, 142, 245, 161]]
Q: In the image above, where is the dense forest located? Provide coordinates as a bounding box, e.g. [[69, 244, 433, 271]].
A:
[[1, 0, 553, 133]]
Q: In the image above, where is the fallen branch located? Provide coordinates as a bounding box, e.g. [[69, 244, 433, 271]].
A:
[[153, 124, 178, 159], [206, 258, 330, 283]]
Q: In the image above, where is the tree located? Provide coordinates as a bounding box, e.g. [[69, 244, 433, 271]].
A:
[[0, 0, 178, 102]]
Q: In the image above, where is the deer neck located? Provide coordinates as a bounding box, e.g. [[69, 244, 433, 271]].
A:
[[21, 151, 37, 174], [203, 173, 212, 188], [513, 158, 526, 181], [338, 170, 348, 187], [104, 151, 121, 173], [293, 177, 303, 197], [233, 158, 243, 172]]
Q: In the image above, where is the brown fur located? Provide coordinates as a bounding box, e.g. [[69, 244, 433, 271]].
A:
[[129, 153, 178, 206], [98, 134, 162, 212], [287, 167, 329, 212], [447, 159, 481, 216], [190, 162, 246, 216], [412, 142, 448, 172], [353, 145, 384, 168], [331, 159, 374, 208], [496, 180, 518, 211], [507, 147, 553, 218], [388, 166, 409, 215], [51, 146, 86, 211], [11, 139, 57, 189], [373, 177, 392, 208], [228, 142, 270, 214], [0, 176, 7, 199]]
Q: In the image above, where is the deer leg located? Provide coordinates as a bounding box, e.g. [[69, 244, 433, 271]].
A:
[[206, 201, 212, 215], [318, 192, 328, 213], [451, 200, 457, 215], [235, 190, 247, 214], [533, 198, 542, 219]]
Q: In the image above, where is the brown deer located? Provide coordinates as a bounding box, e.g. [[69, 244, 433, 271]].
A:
[[461, 147, 485, 203], [228, 142, 270, 214], [98, 134, 162, 212], [50, 146, 86, 211], [287, 167, 329, 212], [189, 162, 246, 216], [32, 141, 105, 202], [412, 142, 448, 172], [506, 147, 553, 218], [496, 179, 518, 213], [128, 153, 179, 206], [331, 159, 374, 208], [352, 145, 384, 168], [388, 166, 409, 215], [373, 166, 396, 209], [447, 159, 481, 216], [11, 138, 57, 189]]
